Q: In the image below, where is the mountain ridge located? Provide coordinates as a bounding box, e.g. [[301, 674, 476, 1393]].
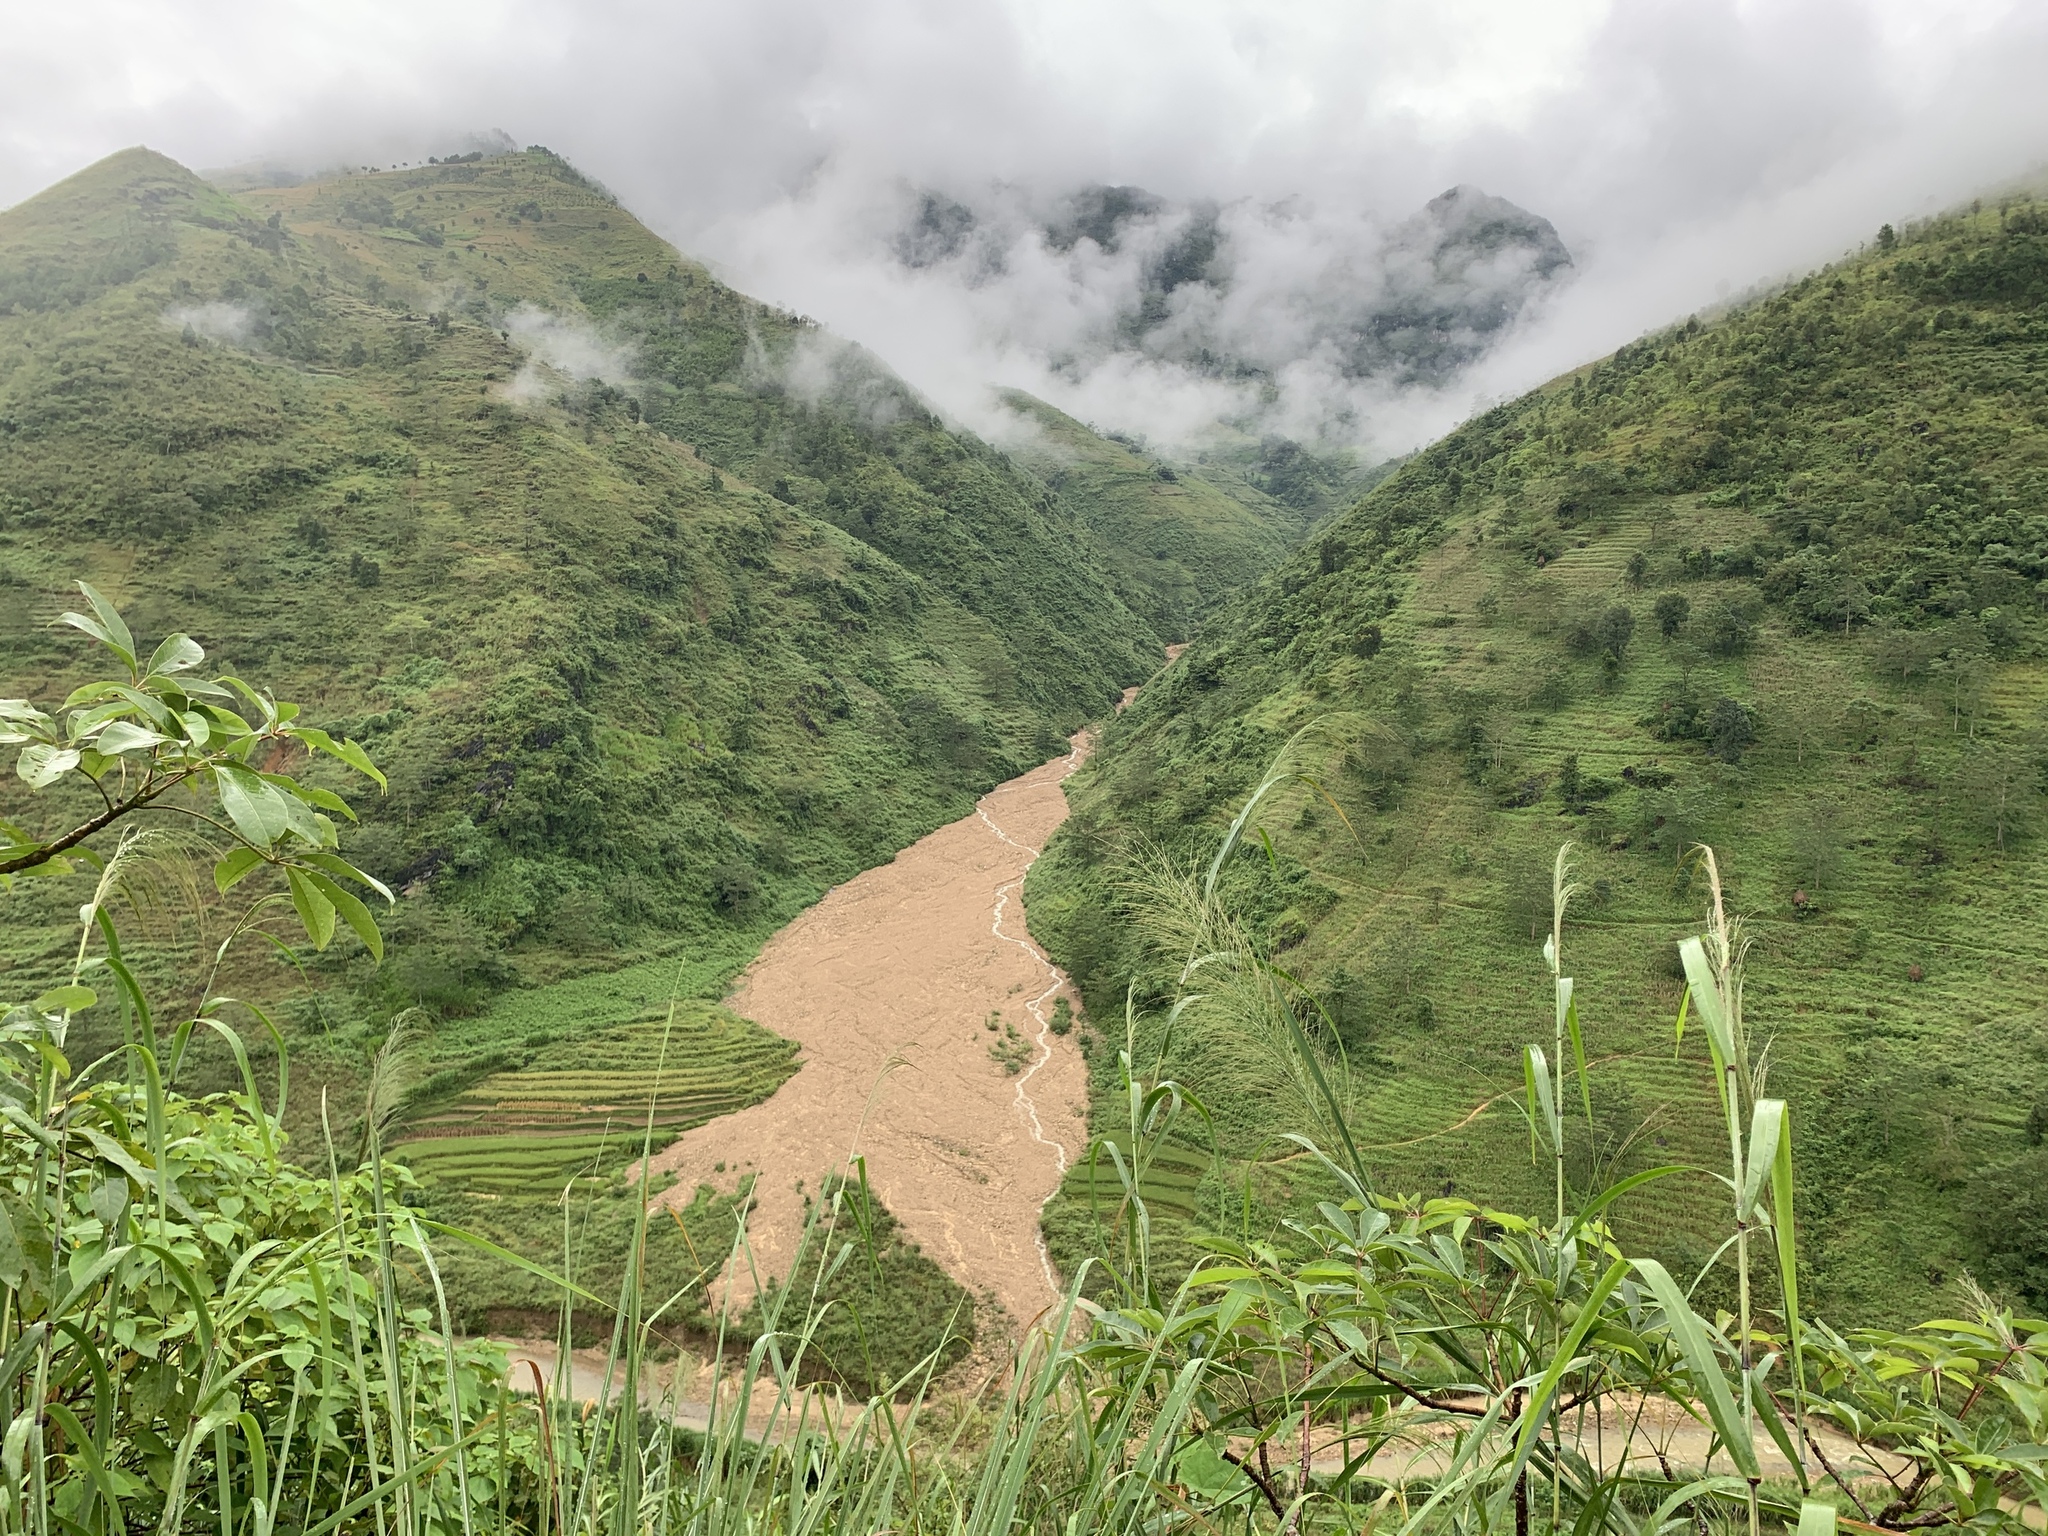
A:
[[0, 144, 1301, 1122], [1027, 192, 2048, 1320]]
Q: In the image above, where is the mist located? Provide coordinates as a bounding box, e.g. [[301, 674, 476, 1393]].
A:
[[10, 0, 2048, 458], [497, 304, 637, 405]]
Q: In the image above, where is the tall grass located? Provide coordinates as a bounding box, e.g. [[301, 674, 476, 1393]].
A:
[[4, 801, 2045, 1536]]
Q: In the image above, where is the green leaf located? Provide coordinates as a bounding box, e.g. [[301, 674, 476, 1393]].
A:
[[1679, 936, 1735, 1071], [1525, 1043, 1558, 1153], [214, 763, 290, 847], [293, 727, 387, 790], [1796, 1501, 1836, 1536], [1741, 1099, 1786, 1221], [1509, 1257, 1631, 1487], [147, 633, 204, 675], [93, 908, 153, 1048], [1563, 984, 1592, 1126], [0, 1204, 25, 1291], [64, 581, 137, 671], [260, 770, 355, 821], [407, 1219, 608, 1304], [34, 984, 97, 1014], [213, 846, 265, 893], [75, 1129, 202, 1226], [95, 719, 170, 755], [284, 868, 336, 951], [101, 683, 177, 731], [299, 850, 394, 905], [218, 676, 285, 733], [1633, 1256, 1760, 1479], [193, 1017, 278, 1166], [16, 743, 80, 787], [299, 868, 382, 962], [1769, 1101, 1809, 1470], [43, 1402, 126, 1532], [1566, 1164, 1695, 1240]]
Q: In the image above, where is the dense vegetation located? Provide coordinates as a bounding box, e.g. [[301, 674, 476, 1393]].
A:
[[996, 391, 1319, 640], [0, 147, 1309, 1336], [1030, 195, 2048, 1324], [3, 641, 2042, 1534], [0, 145, 1168, 1024]]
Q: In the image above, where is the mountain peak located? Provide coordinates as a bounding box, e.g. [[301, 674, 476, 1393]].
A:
[[2, 146, 206, 222]]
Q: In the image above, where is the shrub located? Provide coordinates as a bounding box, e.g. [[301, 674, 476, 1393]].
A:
[[1654, 590, 1690, 638], [1699, 594, 1759, 656], [709, 858, 760, 912], [1968, 1146, 2048, 1306], [1706, 695, 1756, 762]]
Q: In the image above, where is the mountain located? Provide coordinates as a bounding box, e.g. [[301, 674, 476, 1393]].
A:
[[0, 143, 1324, 1369], [891, 178, 1573, 391], [994, 391, 1321, 639], [0, 146, 1316, 1141], [1027, 196, 2048, 1319]]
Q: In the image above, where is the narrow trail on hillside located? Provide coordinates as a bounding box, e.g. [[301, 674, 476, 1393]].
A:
[[646, 733, 1098, 1329]]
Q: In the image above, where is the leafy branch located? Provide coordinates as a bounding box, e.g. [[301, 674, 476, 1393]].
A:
[[0, 582, 391, 958]]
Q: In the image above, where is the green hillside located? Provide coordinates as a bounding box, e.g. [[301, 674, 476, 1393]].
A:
[[997, 391, 1316, 640], [0, 146, 1182, 1051], [1029, 196, 2048, 1321], [0, 142, 1311, 1354], [0, 148, 1117, 1327]]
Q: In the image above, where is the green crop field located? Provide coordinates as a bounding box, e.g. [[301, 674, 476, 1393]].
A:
[[394, 1001, 797, 1191]]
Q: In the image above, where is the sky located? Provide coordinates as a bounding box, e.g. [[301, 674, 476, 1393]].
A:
[[5, 0, 2047, 456]]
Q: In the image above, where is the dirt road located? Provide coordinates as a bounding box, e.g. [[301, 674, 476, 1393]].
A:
[[647, 738, 1094, 1330]]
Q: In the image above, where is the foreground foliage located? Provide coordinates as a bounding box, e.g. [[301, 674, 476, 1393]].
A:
[[3, 627, 2043, 1536]]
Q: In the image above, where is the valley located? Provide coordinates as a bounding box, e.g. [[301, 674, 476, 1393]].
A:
[[4, 149, 2045, 1331], [3, 131, 2048, 1536], [644, 725, 1094, 1328]]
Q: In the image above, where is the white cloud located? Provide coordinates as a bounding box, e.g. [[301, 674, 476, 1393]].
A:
[[496, 302, 635, 405], [11, 1, 2048, 458], [163, 301, 258, 346]]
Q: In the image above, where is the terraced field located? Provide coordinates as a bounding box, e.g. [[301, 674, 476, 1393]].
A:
[[1060, 1133, 1213, 1221], [395, 1002, 798, 1193], [1035, 489, 2048, 1319]]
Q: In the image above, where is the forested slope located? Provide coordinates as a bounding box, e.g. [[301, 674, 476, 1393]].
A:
[[996, 390, 1317, 640], [0, 146, 1180, 1025], [1029, 195, 2048, 1320]]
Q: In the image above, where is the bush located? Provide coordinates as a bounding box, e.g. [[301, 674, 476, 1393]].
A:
[[1049, 995, 1074, 1035], [1706, 696, 1756, 763], [1597, 603, 1635, 659], [709, 858, 760, 913], [1654, 591, 1690, 638], [1699, 595, 1758, 656], [1967, 1146, 2048, 1307]]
